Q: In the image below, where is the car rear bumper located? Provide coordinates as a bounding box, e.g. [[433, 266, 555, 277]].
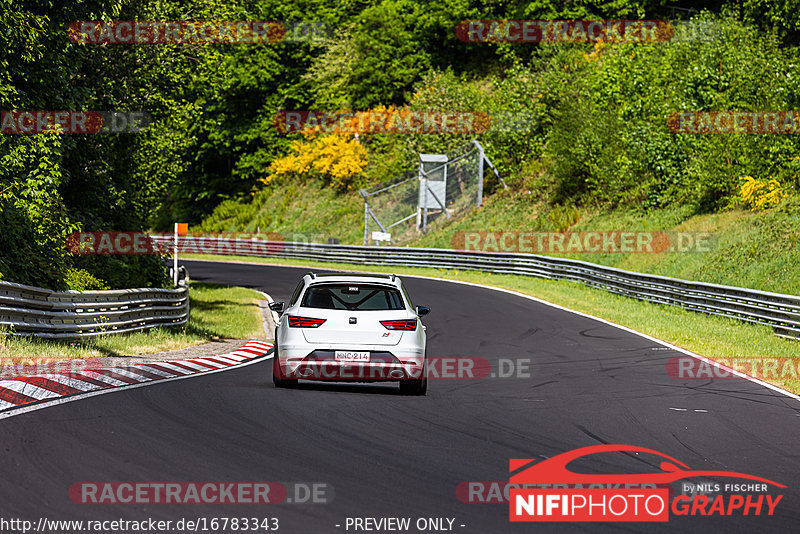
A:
[[277, 348, 425, 382]]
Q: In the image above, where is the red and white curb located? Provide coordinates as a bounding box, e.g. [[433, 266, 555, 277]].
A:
[[0, 340, 273, 416]]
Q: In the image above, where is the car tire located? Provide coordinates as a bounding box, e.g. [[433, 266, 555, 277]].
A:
[[272, 347, 297, 388], [399, 358, 427, 396]]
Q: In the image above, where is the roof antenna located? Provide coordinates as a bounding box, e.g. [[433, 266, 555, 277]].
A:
[[391, 274, 396, 281], [308, 271, 316, 279]]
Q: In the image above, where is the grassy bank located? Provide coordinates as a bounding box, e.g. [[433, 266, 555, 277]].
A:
[[197, 178, 800, 296], [182, 254, 800, 395], [410, 191, 800, 296], [0, 282, 265, 363], [197, 181, 363, 244]]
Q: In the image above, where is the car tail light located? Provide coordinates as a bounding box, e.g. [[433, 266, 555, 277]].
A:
[[288, 316, 326, 328], [380, 319, 417, 330]]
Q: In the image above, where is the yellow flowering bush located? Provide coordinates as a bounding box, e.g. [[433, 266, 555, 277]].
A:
[[739, 176, 788, 211], [266, 132, 368, 190], [583, 40, 607, 63]]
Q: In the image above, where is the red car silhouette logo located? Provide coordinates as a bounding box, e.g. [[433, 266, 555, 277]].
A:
[[510, 444, 785, 487]]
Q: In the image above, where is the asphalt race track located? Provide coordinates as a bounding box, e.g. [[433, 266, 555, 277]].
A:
[[1, 259, 799, 533]]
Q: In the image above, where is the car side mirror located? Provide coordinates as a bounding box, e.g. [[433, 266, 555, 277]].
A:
[[415, 305, 430, 316], [269, 301, 285, 314]]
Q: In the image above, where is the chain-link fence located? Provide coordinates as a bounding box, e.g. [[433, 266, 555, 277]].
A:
[[360, 140, 503, 245]]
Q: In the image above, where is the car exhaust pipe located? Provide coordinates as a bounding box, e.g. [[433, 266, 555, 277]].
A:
[[389, 369, 405, 379]]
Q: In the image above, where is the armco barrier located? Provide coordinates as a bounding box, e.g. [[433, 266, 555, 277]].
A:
[[150, 235, 800, 341], [0, 277, 189, 339]]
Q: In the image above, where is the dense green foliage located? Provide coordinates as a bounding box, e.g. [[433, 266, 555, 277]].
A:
[[198, 3, 800, 234], [0, 0, 166, 288], [2, 0, 800, 289]]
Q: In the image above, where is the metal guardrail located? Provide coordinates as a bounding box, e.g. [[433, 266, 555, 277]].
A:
[[153, 235, 800, 341], [0, 269, 190, 339]]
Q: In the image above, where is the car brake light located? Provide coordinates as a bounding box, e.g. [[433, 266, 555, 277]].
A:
[[380, 319, 417, 330], [288, 316, 326, 328]]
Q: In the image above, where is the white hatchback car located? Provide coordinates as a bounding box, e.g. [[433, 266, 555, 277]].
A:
[[269, 272, 429, 395]]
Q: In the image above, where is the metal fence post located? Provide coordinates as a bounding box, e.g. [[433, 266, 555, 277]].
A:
[[362, 192, 369, 246], [360, 141, 502, 243], [474, 140, 485, 208]]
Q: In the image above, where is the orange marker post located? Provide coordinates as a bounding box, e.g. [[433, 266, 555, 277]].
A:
[[174, 223, 188, 286]]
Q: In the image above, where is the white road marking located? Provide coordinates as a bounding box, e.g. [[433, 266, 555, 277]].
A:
[[34, 374, 100, 391], [134, 365, 180, 378], [189, 358, 229, 369], [0, 381, 61, 400], [399, 272, 800, 403], [144, 362, 192, 375], [103, 367, 152, 381], [0, 353, 272, 420], [166, 360, 210, 372], [74, 371, 128, 386]]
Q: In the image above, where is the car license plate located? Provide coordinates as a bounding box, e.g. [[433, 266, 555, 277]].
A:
[[334, 351, 370, 362]]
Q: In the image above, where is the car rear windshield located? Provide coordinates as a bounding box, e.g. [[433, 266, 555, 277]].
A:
[[301, 283, 404, 311]]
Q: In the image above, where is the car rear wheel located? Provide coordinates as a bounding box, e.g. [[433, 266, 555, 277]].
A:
[[399, 358, 427, 396], [272, 348, 297, 388]]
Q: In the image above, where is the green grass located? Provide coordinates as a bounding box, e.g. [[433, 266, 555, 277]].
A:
[[409, 190, 800, 296], [198, 181, 800, 295], [182, 254, 800, 394], [0, 282, 265, 363], [197, 180, 364, 244]]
